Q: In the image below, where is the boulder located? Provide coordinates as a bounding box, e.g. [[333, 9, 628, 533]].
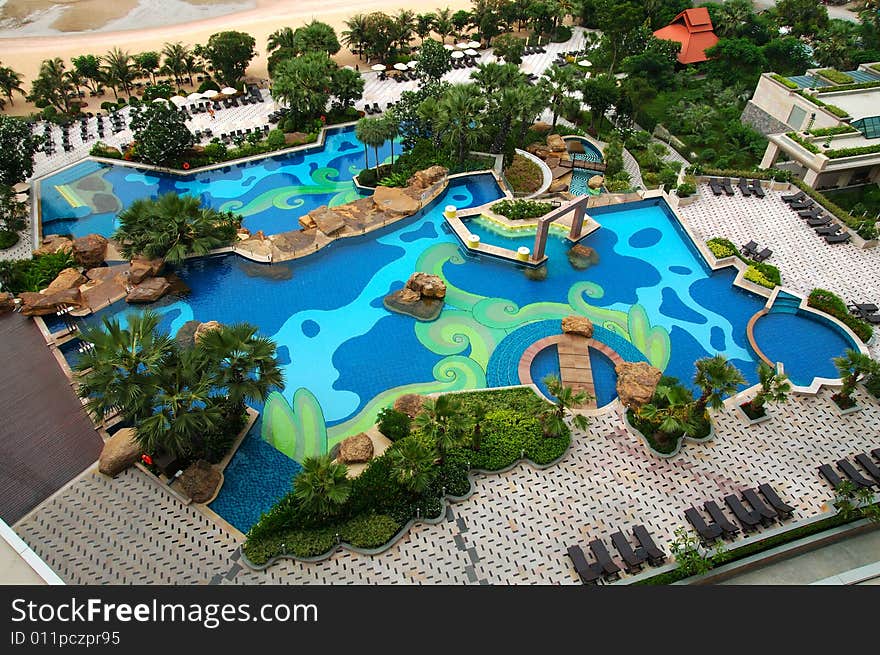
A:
[[562, 315, 594, 338], [338, 432, 374, 464], [546, 134, 566, 152], [193, 320, 223, 344], [406, 272, 446, 299], [530, 121, 552, 133], [407, 165, 448, 190], [526, 144, 553, 160], [308, 207, 346, 235], [567, 244, 599, 270], [176, 460, 222, 503], [384, 289, 443, 321], [33, 235, 73, 257], [371, 185, 420, 216], [18, 288, 82, 316], [615, 362, 663, 410], [0, 292, 15, 314], [175, 320, 202, 349], [298, 213, 318, 230], [129, 257, 165, 285], [71, 234, 108, 268], [44, 268, 86, 294], [125, 276, 170, 303], [545, 155, 561, 169], [588, 174, 604, 190], [396, 287, 421, 303], [393, 393, 424, 419], [98, 428, 141, 477], [548, 179, 569, 193]]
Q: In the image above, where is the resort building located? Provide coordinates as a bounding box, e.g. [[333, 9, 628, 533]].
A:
[[652, 7, 719, 65], [744, 63, 880, 189]]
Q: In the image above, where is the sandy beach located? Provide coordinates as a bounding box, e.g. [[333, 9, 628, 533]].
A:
[[0, 0, 474, 116]]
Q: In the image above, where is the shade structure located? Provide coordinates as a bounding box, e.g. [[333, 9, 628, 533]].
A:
[[443, 44, 456, 50], [169, 95, 187, 106], [186, 92, 203, 101], [221, 87, 238, 95], [456, 41, 469, 49], [12, 182, 29, 194], [451, 50, 465, 59], [467, 40, 481, 49], [151, 97, 170, 104], [343, 65, 356, 70], [578, 59, 592, 67], [407, 60, 419, 69], [464, 48, 478, 56], [202, 90, 221, 99], [371, 63, 387, 71], [393, 62, 409, 71]]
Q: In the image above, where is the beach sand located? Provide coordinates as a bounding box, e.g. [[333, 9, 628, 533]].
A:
[[0, 0, 473, 116]]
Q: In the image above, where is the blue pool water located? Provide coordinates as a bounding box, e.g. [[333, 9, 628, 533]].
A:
[[530, 345, 618, 408], [564, 136, 604, 197], [39, 125, 396, 238]]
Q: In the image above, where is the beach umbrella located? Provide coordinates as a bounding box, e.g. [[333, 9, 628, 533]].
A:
[[343, 65, 356, 70], [12, 182, 28, 194], [14, 193, 28, 203], [451, 51, 465, 59], [393, 62, 409, 71], [151, 97, 170, 104], [170, 95, 187, 107], [467, 40, 481, 49], [371, 63, 387, 72], [186, 92, 203, 101], [456, 41, 469, 49], [464, 49, 478, 56], [407, 60, 419, 69], [221, 87, 238, 96], [443, 44, 455, 51], [577, 59, 592, 67], [203, 89, 221, 99]]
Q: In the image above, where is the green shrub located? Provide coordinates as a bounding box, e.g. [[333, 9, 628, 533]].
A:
[[808, 288, 873, 343], [676, 181, 696, 197], [0, 251, 77, 294], [89, 141, 122, 159], [816, 80, 880, 93], [203, 141, 228, 162], [706, 237, 736, 259], [338, 513, 401, 548], [706, 237, 780, 287], [785, 131, 819, 154], [816, 69, 854, 85], [100, 101, 117, 112], [864, 373, 880, 399], [376, 407, 412, 442], [491, 199, 554, 220], [127, 96, 140, 107], [197, 79, 220, 94], [744, 265, 775, 288], [378, 171, 410, 187], [770, 73, 798, 89], [795, 90, 848, 118], [0, 230, 19, 250], [659, 167, 679, 188], [550, 25, 572, 43], [808, 125, 858, 137], [266, 128, 286, 149]]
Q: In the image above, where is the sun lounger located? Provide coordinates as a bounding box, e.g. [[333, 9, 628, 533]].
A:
[[721, 178, 735, 196], [589, 539, 621, 579], [566, 545, 603, 584], [723, 494, 762, 531], [790, 200, 814, 210], [610, 531, 647, 572], [741, 240, 759, 257], [825, 232, 850, 244], [738, 177, 752, 196], [855, 454, 880, 484], [865, 313, 880, 324], [708, 179, 723, 196], [753, 248, 772, 262], [837, 459, 876, 488], [849, 302, 878, 315], [742, 488, 778, 526], [703, 500, 741, 538], [807, 216, 832, 227], [819, 463, 845, 488], [815, 224, 841, 236], [782, 190, 806, 203], [749, 180, 765, 198], [631, 525, 666, 565], [685, 507, 723, 543], [798, 207, 824, 219], [758, 483, 795, 518], [873, 448, 880, 462]]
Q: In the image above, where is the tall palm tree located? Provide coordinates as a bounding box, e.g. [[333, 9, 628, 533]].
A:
[[293, 455, 351, 519], [267, 27, 296, 53], [197, 323, 284, 415], [693, 354, 746, 414], [514, 84, 547, 147], [380, 114, 399, 166], [355, 116, 388, 170], [182, 52, 203, 87], [540, 63, 578, 128], [0, 65, 25, 107], [415, 13, 436, 44], [434, 8, 454, 44], [434, 83, 486, 163], [161, 42, 189, 86], [342, 14, 369, 59], [28, 58, 76, 113], [388, 439, 436, 494], [542, 375, 591, 435], [102, 48, 136, 99], [74, 311, 175, 423], [413, 394, 467, 462], [470, 62, 526, 95], [490, 83, 533, 153], [746, 362, 791, 416], [393, 9, 417, 53], [354, 116, 372, 169]]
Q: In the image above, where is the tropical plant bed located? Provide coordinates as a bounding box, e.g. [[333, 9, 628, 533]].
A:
[[503, 154, 543, 194], [624, 408, 712, 457], [0, 230, 20, 250], [831, 394, 861, 414], [738, 402, 771, 424], [242, 387, 571, 566]]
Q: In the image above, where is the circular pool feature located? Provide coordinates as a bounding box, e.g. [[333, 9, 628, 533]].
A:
[[529, 344, 619, 408], [301, 320, 321, 338], [669, 265, 691, 275], [629, 227, 663, 249]]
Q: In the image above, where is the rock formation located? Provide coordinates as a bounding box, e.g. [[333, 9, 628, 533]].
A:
[[384, 272, 447, 321], [567, 244, 600, 270], [371, 186, 421, 216], [338, 433, 374, 464], [98, 428, 141, 477], [177, 460, 222, 503], [71, 234, 108, 268], [129, 257, 165, 285], [44, 268, 86, 294], [562, 315, 594, 338], [407, 166, 448, 190], [18, 288, 82, 316], [126, 276, 170, 303], [530, 121, 552, 133], [193, 320, 223, 344], [546, 134, 566, 152], [588, 175, 604, 190], [0, 292, 15, 314], [393, 393, 424, 418], [33, 235, 73, 257], [615, 362, 663, 410]]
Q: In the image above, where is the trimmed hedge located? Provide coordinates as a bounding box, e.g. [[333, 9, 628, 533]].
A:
[[790, 180, 878, 240], [695, 166, 792, 182], [706, 237, 780, 288], [816, 69, 854, 85], [808, 125, 859, 137], [770, 73, 798, 89], [817, 80, 880, 93], [807, 288, 873, 343], [795, 90, 848, 118], [785, 131, 819, 154], [491, 199, 554, 220]]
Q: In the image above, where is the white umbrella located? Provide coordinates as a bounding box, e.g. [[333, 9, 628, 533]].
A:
[[578, 60, 592, 67], [371, 63, 387, 72], [393, 62, 408, 71], [170, 95, 187, 107], [14, 193, 28, 203], [464, 49, 478, 56], [467, 40, 481, 49], [202, 89, 221, 99], [456, 41, 469, 49], [451, 51, 465, 59], [221, 87, 238, 95], [407, 60, 419, 69], [13, 182, 29, 194], [151, 97, 169, 104], [443, 44, 456, 51], [343, 65, 356, 70], [186, 92, 203, 101]]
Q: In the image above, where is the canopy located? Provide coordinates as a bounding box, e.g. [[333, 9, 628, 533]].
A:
[[407, 60, 419, 69], [443, 44, 456, 51], [202, 90, 221, 99], [451, 51, 465, 59], [467, 40, 481, 49], [343, 65, 356, 70], [151, 97, 169, 104], [186, 92, 203, 101], [371, 63, 387, 71], [456, 41, 469, 49], [577, 60, 592, 67], [221, 87, 238, 95], [393, 62, 409, 71], [169, 95, 187, 106], [464, 49, 478, 56], [12, 182, 29, 194], [14, 193, 28, 203]]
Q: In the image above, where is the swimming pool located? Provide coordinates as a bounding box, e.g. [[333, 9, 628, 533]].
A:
[[38, 125, 396, 239], [564, 136, 604, 197]]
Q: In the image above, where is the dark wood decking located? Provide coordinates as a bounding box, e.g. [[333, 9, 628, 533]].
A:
[[0, 312, 103, 524]]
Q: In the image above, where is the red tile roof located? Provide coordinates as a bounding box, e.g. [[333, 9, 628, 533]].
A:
[[653, 7, 719, 65]]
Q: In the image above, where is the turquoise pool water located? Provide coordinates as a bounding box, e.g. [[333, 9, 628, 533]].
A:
[[39, 125, 395, 239], [564, 136, 604, 196]]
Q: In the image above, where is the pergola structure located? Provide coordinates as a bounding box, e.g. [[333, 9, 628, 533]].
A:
[[531, 195, 591, 262]]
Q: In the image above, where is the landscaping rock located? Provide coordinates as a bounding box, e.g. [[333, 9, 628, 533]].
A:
[[371, 185, 420, 216], [176, 460, 221, 503], [18, 288, 82, 316], [546, 134, 566, 152], [33, 235, 73, 257], [526, 143, 553, 160], [567, 244, 599, 270], [616, 362, 663, 410], [129, 257, 165, 285], [125, 276, 170, 303], [175, 320, 202, 349], [588, 175, 604, 190], [71, 234, 108, 268], [193, 320, 223, 344], [0, 292, 15, 314], [44, 268, 86, 294], [407, 165, 448, 190], [562, 315, 594, 338], [338, 433, 374, 464], [524, 265, 548, 281], [383, 271, 447, 320], [406, 272, 446, 299], [530, 121, 552, 133], [98, 428, 140, 477], [393, 393, 424, 418], [307, 207, 346, 235]]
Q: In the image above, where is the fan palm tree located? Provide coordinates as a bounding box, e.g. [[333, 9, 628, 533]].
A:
[[388, 438, 436, 494], [197, 323, 284, 415], [161, 42, 189, 86], [413, 394, 467, 462], [74, 311, 175, 423], [540, 63, 578, 128], [693, 354, 745, 414], [380, 114, 399, 166], [833, 349, 878, 406], [636, 380, 701, 441], [102, 48, 136, 99], [293, 454, 351, 519], [487, 82, 532, 153], [542, 375, 591, 435], [182, 52, 204, 87], [393, 10, 417, 53], [746, 362, 791, 416], [434, 83, 486, 163], [0, 64, 25, 107], [514, 84, 547, 147], [470, 62, 526, 95], [355, 116, 387, 170], [434, 8, 454, 43], [267, 26, 296, 53]]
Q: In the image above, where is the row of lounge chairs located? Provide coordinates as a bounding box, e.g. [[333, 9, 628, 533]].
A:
[[740, 240, 772, 262], [567, 524, 667, 584], [215, 125, 271, 143], [685, 483, 795, 544], [522, 45, 547, 56], [818, 449, 880, 490], [708, 177, 765, 197], [363, 103, 383, 115], [782, 190, 851, 244], [848, 302, 880, 325]]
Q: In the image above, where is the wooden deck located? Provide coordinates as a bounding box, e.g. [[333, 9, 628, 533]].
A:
[[556, 334, 596, 409], [0, 312, 103, 525]]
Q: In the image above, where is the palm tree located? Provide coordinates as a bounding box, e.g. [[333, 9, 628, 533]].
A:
[[267, 26, 296, 53], [342, 14, 369, 60], [416, 13, 436, 44], [182, 52, 204, 87], [413, 394, 467, 462], [746, 362, 791, 417], [197, 323, 284, 416], [487, 82, 532, 153], [542, 375, 591, 435], [636, 380, 700, 442], [0, 64, 25, 107], [393, 10, 417, 53], [161, 42, 189, 86], [434, 83, 486, 163], [355, 116, 388, 170], [540, 63, 578, 128], [380, 114, 399, 166], [833, 349, 878, 406], [354, 117, 372, 169], [434, 8, 454, 43], [388, 439, 436, 494], [693, 354, 745, 414], [102, 48, 136, 99], [470, 62, 526, 95], [74, 311, 175, 423], [293, 454, 351, 519], [514, 84, 546, 147], [28, 58, 76, 114]]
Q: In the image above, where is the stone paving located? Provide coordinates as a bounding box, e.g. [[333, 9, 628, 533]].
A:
[[16, 385, 880, 584]]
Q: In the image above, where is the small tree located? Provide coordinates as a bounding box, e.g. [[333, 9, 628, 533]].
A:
[[413, 395, 468, 462], [492, 34, 526, 65], [293, 454, 351, 519], [636, 378, 701, 444], [541, 375, 591, 436], [745, 362, 790, 418], [832, 349, 878, 408], [669, 526, 727, 577], [0, 184, 28, 236], [388, 438, 437, 494], [416, 38, 452, 85], [0, 115, 41, 186], [693, 354, 745, 415], [128, 102, 194, 166], [202, 31, 257, 87]]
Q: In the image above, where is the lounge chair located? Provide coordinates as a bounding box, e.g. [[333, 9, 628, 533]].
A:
[[837, 459, 876, 488], [758, 483, 795, 519], [684, 507, 723, 543], [721, 178, 735, 196], [703, 500, 741, 538], [741, 240, 759, 257], [631, 525, 666, 565], [825, 232, 851, 244], [723, 494, 762, 532], [819, 463, 845, 488], [815, 224, 841, 236], [566, 545, 603, 584], [742, 488, 778, 526], [864, 313, 880, 324], [708, 179, 723, 196], [738, 177, 752, 196], [753, 248, 772, 262], [855, 453, 880, 484], [807, 216, 832, 227], [790, 200, 814, 210], [610, 531, 647, 573], [589, 539, 621, 579], [848, 302, 878, 316], [873, 448, 880, 462], [782, 190, 806, 203], [798, 207, 824, 219], [750, 180, 765, 198]]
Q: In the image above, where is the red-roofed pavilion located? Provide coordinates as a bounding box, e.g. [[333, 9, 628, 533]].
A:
[[653, 7, 719, 65]]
